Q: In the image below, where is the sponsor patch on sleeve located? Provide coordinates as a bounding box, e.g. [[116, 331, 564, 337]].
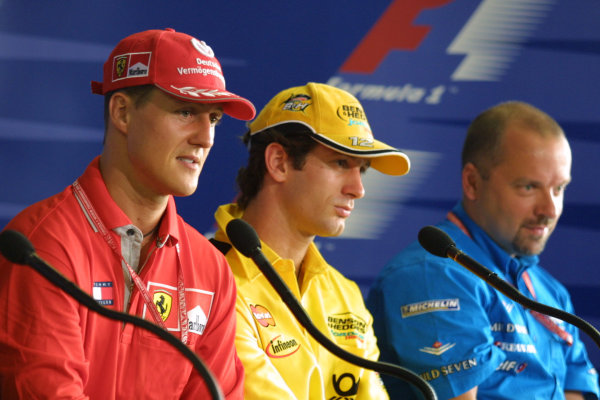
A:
[[401, 298, 460, 318]]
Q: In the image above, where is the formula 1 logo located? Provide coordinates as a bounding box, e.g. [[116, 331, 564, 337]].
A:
[[341, 0, 453, 74], [339, 0, 555, 81]]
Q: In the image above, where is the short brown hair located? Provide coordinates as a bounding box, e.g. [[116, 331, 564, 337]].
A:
[[236, 123, 318, 209], [461, 101, 564, 178], [103, 85, 155, 127]]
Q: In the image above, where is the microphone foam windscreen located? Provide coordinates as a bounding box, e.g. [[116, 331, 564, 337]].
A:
[[226, 219, 261, 257], [0, 230, 36, 265], [418, 226, 455, 258]]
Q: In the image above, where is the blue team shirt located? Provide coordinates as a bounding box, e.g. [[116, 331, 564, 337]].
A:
[[367, 203, 599, 399]]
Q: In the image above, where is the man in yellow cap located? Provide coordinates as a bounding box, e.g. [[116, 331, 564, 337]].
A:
[[210, 82, 410, 399]]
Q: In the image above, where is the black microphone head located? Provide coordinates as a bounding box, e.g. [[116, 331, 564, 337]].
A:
[[226, 219, 262, 258], [0, 230, 36, 265], [418, 226, 456, 258]]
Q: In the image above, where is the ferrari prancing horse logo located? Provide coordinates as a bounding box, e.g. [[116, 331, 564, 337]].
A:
[[115, 56, 127, 78], [153, 290, 172, 321]]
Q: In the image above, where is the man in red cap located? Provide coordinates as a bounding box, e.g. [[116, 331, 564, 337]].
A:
[[0, 28, 255, 399]]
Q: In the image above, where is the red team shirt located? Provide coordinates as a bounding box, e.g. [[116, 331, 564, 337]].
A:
[[0, 157, 244, 399]]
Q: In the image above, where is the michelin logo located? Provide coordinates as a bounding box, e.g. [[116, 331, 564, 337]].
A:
[[401, 298, 460, 318]]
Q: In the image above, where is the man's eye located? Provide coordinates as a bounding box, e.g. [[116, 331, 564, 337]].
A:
[[336, 159, 349, 168], [554, 184, 567, 195], [179, 110, 192, 118], [210, 113, 223, 126]]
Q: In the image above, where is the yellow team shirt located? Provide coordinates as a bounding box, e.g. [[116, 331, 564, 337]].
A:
[[213, 203, 389, 400]]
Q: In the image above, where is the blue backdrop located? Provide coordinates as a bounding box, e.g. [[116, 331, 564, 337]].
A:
[[1, 0, 599, 369]]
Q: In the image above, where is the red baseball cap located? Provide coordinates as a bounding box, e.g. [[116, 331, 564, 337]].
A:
[[91, 28, 255, 120]]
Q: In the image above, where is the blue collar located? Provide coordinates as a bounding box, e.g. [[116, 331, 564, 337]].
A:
[[451, 203, 539, 283]]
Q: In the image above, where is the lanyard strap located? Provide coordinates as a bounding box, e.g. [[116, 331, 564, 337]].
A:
[[73, 180, 189, 344], [447, 211, 573, 346], [521, 271, 573, 345]]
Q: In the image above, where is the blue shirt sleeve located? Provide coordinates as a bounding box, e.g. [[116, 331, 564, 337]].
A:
[[368, 243, 505, 399]]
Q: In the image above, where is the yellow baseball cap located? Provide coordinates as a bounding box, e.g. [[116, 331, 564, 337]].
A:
[[248, 82, 410, 175]]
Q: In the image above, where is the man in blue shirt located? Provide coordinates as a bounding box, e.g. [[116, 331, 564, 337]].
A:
[[367, 101, 599, 400]]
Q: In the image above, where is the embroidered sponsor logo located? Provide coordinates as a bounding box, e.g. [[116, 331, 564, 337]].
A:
[[191, 38, 215, 58], [281, 93, 312, 112], [188, 305, 208, 335], [332, 373, 360, 398], [419, 341, 456, 356], [265, 335, 300, 358], [128, 62, 148, 76], [145, 282, 178, 330], [497, 360, 528, 374], [250, 304, 275, 327], [336, 104, 371, 135], [328, 312, 366, 342], [490, 322, 528, 334], [171, 39, 225, 85], [144, 283, 214, 335], [502, 300, 515, 313], [420, 358, 478, 382], [153, 290, 172, 321], [93, 281, 114, 306], [111, 52, 151, 82], [115, 57, 127, 78], [494, 341, 537, 354], [176, 66, 224, 80], [401, 298, 460, 318], [186, 288, 215, 335]]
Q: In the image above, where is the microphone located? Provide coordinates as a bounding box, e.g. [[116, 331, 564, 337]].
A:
[[0, 229, 224, 400], [418, 225, 600, 350], [226, 218, 438, 400]]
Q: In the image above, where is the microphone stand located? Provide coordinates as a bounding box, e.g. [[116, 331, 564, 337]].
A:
[[447, 245, 600, 350], [419, 225, 600, 351], [226, 219, 438, 400]]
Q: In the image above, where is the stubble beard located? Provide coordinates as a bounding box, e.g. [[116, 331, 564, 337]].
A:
[[511, 220, 555, 256]]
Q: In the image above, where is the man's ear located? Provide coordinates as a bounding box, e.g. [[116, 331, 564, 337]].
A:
[[462, 162, 481, 201], [108, 92, 132, 134], [264, 142, 290, 183]]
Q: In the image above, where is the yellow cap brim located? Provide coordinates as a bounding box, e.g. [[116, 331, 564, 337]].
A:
[[310, 132, 410, 176]]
